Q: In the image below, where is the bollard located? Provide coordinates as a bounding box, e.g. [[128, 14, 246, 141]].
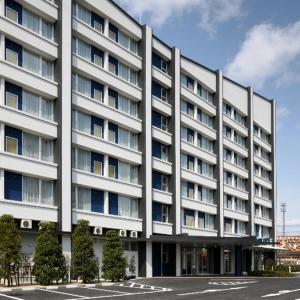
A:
[[288, 266, 291, 273]]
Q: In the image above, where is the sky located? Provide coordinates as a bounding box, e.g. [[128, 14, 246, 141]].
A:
[[115, 0, 300, 234]]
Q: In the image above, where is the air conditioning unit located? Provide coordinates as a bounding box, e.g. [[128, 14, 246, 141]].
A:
[[119, 229, 127, 237], [93, 226, 102, 235], [21, 219, 32, 229], [130, 231, 138, 238]]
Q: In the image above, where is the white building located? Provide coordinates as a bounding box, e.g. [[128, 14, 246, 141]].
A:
[[0, 0, 276, 277]]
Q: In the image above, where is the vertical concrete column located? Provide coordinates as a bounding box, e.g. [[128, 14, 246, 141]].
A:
[[104, 52, 109, 72], [103, 85, 108, 105], [141, 25, 152, 239], [176, 243, 181, 276], [271, 100, 277, 240], [104, 191, 109, 215], [58, 0, 72, 233], [220, 245, 224, 274], [170, 47, 181, 235], [247, 87, 255, 236], [104, 18, 109, 36], [103, 119, 108, 140], [146, 241, 152, 278], [103, 155, 108, 177], [216, 70, 224, 237], [0, 0, 3, 17], [251, 248, 255, 271]]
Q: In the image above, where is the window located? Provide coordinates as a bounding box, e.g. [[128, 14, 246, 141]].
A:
[[6, 6, 18, 22], [93, 124, 102, 138], [162, 205, 168, 223], [224, 218, 232, 233], [108, 165, 116, 178], [197, 134, 213, 153], [199, 186, 214, 204], [161, 145, 168, 161], [223, 126, 231, 139], [162, 174, 168, 192], [161, 115, 168, 131], [6, 92, 18, 109], [184, 209, 195, 227], [93, 20, 103, 32], [93, 161, 102, 175], [41, 139, 53, 162], [6, 136, 18, 154], [94, 53, 102, 67], [6, 48, 18, 65]]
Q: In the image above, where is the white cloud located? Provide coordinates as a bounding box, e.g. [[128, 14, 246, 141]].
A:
[[276, 106, 291, 130], [116, 0, 244, 36], [277, 218, 300, 227], [225, 21, 300, 89]]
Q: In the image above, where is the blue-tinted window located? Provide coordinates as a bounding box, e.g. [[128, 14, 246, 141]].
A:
[[91, 12, 104, 32], [91, 152, 104, 174], [152, 81, 161, 99], [4, 171, 22, 201], [152, 141, 162, 159], [152, 110, 161, 128], [152, 53, 161, 70], [91, 115, 103, 137], [5, 38, 22, 66], [109, 192, 118, 215], [5, 125, 22, 155], [109, 55, 118, 75], [152, 171, 162, 190], [91, 46, 104, 66], [5, 0, 22, 24], [91, 189, 104, 213], [5, 81, 22, 110], [153, 202, 162, 222]]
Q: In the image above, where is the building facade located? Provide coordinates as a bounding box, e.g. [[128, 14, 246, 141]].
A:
[[0, 0, 276, 277]]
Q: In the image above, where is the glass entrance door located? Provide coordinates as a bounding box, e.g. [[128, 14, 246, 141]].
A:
[[182, 247, 209, 275]]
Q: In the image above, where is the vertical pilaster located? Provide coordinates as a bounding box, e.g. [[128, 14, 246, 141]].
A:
[[220, 246, 224, 274], [216, 70, 224, 237], [0, 0, 3, 17], [58, 0, 72, 233], [62, 235, 72, 281], [0, 78, 4, 107], [146, 241, 152, 278], [248, 87, 255, 236], [176, 243, 181, 276], [104, 191, 109, 215], [271, 100, 277, 240], [141, 25, 152, 239], [170, 47, 181, 235]]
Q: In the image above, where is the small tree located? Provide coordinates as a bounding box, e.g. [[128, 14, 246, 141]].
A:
[[33, 222, 67, 285], [72, 220, 98, 283], [102, 230, 127, 281], [0, 214, 22, 286]]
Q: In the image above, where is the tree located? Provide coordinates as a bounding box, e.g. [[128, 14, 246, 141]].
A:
[[33, 222, 67, 285], [0, 214, 22, 286], [102, 230, 127, 281], [72, 220, 98, 283]]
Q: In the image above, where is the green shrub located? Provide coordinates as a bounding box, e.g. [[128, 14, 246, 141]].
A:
[[248, 270, 294, 277], [33, 222, 67, 285], [102, 230, 127, 281], [0, 215, 22, 286], [72, 220, 98, 283]]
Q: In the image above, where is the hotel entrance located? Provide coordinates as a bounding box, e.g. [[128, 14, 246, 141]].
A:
[[181, 247, 210, 275]]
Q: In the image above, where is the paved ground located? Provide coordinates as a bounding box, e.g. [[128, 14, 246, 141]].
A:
[[1, 277, 300, 300]]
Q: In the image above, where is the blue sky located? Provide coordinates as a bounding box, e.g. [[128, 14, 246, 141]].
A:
[[116, 0, 300, 234]]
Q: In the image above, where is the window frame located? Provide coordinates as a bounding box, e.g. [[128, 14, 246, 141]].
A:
[[5, 136, 18, 154], [6, 6, 18, 22], [5, 91, 18, 109]]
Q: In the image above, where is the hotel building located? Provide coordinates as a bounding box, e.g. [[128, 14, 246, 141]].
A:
[[0, 0, 276, 276]]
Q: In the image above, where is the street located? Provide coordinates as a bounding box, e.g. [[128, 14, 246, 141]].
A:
[[0, 277, 300, 300]]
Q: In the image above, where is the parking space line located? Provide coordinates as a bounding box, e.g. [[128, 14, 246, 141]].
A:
[[177, 286, 246, 296], [82, 287, 127, 294], [36, 288, 86, 298], [0, 293, 24, 300], [66, 290, 165, 300]]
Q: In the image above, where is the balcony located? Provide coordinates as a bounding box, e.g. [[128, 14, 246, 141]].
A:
[[223, 184, 249, 200], [72, 18, 142, 70], [224, 209, 249, 222], [254, 175, 272, 190], [152, 66, 172, 88], [152, 96, 172, 117], [254, 155, 272, 171], [72, 92, 142, 132], [181, 140, 217, 165], [72, 55, 142, 101], [152, 157, 172, 174], [152, 189, 172, 205], [181, 113, 216, 140], [223, 114, 248, 137], [182, 226, 218, 237], [254, 217, 272, 227], [72, 130, 142, 165], [223, 161, 248, 179], [0, 199, 57, 222], [0, 16, 57, 59], [254, 135, 272, 153], [223, 137, 248, 158], [0, 60, 57, 99], [73, 210, 142, 231], [22, 0, 58, 20], [181, 168, 217, 190], [0, 151, 57, 179], [72, 170, 142, 198], [0, 105, 57, 138], [254, 196, 272, 209], [153, 221, 173, 235], [181, 86, 216, 116], [182, 197, 217, 215], [152, 126, 172, 145]]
